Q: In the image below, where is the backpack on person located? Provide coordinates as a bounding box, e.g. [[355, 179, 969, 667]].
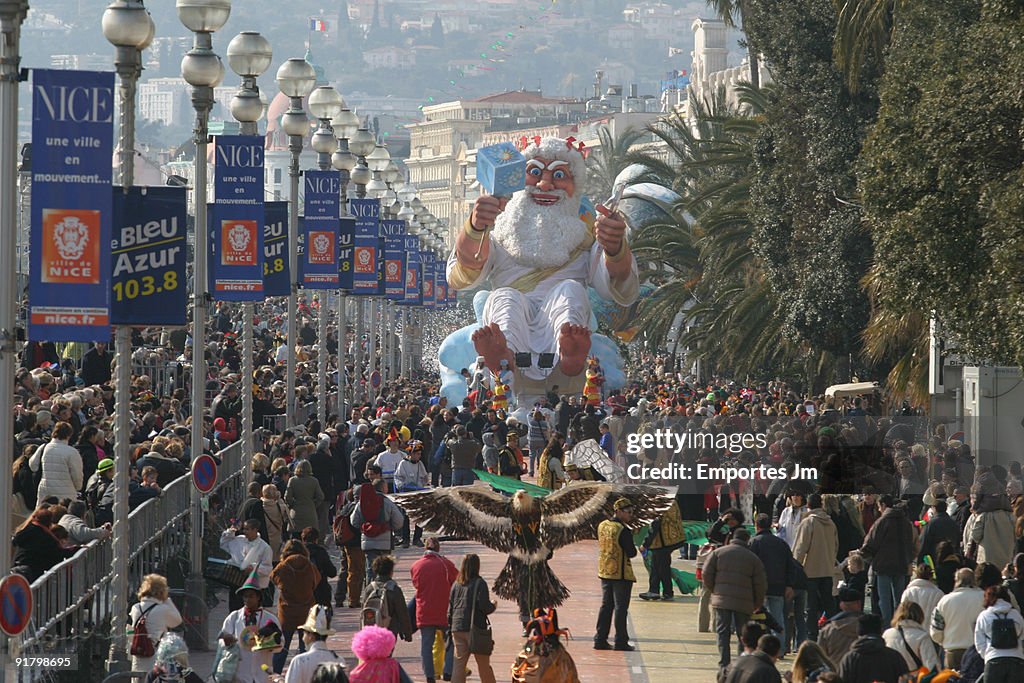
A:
[[360, 580, 396, 629], [129, 603, 159, 658], [333, 500, 359, 546], [990, 611, 1019, 649]]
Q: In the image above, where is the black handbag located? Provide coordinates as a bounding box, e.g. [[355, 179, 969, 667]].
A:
[[467, 579, 494, 655]]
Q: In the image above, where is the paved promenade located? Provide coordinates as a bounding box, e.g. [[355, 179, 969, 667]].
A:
[[192, 534, 751, 682]]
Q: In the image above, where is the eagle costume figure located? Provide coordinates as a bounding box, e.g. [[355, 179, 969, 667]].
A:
[[397, 483, 671, 609]]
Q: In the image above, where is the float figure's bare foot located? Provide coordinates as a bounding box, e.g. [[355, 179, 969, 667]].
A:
[[472, 323, 516, 374], [557, 323, 591, 377]]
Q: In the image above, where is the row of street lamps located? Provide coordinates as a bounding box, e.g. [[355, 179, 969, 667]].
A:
[[100, 0, 451, 665], [0, 0, 451, 666]]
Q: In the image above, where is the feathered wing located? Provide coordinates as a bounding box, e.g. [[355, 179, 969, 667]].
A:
[[394, 487, 516, 553], [539, 483, 672, 550]]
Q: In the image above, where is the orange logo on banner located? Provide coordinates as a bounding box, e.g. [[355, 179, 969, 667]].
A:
[[354, 247, 374, 273], [41, 209, 101, 284], [308, 231, 335, 264], [424, 279, 434, 297], [385, 260, 400, 281], [405, 269, 416, 289], [221, 220, 257, 265]]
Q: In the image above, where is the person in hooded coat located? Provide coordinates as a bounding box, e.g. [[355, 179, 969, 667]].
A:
[[270, 539, 321, 673]]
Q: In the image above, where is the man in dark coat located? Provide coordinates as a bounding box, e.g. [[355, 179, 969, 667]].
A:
[[837, 614, 909, 683], [918, 498, 961, 562], [747, 514, 793, 646], [703, 528, 768, 672], [80, 342, 113, 386], [725, 634, 783, 683]]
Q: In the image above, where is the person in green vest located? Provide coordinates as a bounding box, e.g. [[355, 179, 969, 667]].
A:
[[594, 498, 638, 651], [640, 496, 686, 601]]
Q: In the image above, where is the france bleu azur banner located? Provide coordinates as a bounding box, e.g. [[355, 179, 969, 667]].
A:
[[339, 216, 355, 290], [262, 201, 288, 297], [111, 186, 187, 326], [402, 234, 420, 305], [301, 170, 340, 289], [381, 219, 406, 301], [29, 69, 114, 342], [350, 198, 379, 295], [209, 136, 264, 300]]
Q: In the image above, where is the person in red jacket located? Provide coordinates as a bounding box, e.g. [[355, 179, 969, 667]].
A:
[[411, 537, 459, 683]]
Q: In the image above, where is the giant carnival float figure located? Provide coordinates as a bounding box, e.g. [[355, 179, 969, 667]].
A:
[[438, 137, 677, 414]]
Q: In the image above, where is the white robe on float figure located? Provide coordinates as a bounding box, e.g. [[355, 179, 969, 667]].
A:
[[446, 137, 640, 384]]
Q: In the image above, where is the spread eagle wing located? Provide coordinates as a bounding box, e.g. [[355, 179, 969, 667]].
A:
[[539, 483, 673, 551], [394, 487, 516, 553]]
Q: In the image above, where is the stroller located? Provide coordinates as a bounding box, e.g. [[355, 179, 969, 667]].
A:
[[511, 608, 580, 683]]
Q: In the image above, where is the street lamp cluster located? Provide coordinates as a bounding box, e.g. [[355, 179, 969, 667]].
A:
[[0, 0, 453, 665]]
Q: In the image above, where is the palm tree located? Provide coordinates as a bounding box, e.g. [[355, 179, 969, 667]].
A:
[[705, 0, 760, 89], [861, 264, 929, 405], [583, 126, 647, 203], [628, 84, 798, 376], [833, 0, 906, 92]]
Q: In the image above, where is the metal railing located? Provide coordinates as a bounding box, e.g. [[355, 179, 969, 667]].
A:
[[9, 441, 245, 683]]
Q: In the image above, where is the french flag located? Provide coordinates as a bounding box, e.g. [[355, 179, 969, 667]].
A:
[[310, 18, 328, 32]]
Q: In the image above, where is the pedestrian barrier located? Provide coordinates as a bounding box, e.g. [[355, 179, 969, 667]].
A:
[[9, 441, 245, 683]]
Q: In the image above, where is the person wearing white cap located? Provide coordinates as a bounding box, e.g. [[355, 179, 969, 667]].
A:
[[283, 605, 343, 683]]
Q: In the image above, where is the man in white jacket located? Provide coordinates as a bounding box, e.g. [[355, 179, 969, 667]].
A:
[[931, 568, 984, 669], [221, 519, 274, 611]]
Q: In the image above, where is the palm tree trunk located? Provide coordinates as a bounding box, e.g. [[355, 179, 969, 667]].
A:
[[747, 46, 760, 89]]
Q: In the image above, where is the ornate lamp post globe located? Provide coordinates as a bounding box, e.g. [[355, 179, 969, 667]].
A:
[[367, 143, 391, 172], [350, 161, 371, 188], [396, 183, 416, 204], [397, 202, 414, 221], [102, 1, 155, 51], [332, 146, 356, 172], [309, 85, 344, 155], [177, 0, 230, 32], [348, 126, 376, 158], [384, 159, 402, 184], [228, 33, 270, 125], [365, 173, 388, 198], [334, 108, 359, 141], [227, 30, 272, 78], [277, 58, 315, 136]]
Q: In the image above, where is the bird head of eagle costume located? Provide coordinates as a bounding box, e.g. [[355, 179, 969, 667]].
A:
[[396, 482, 671, 607]]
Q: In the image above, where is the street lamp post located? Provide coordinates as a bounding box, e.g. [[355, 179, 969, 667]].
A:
[[0, 0, 29, 667], [277, 57, 316, 426], [179, 0, 230, 647], [331, 109, 357, 416], [308, 84, 343, 429], [103, 0, 155, 671], [227, 30, 272, 471], [348, 153, 370, 404]]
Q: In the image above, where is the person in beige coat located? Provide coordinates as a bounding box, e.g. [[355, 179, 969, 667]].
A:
[[285, 460, 325, 535], [261, 484, 289, 562], [792, 493, 839, 640]]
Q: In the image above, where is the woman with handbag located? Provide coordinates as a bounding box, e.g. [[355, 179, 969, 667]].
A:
[[447, 554, 497, 683]]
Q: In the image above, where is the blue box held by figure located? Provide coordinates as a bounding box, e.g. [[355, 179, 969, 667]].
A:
[[476, 142, 526, 198]]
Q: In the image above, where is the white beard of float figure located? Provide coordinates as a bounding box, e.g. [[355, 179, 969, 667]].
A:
[[441, 136, 640, 412]]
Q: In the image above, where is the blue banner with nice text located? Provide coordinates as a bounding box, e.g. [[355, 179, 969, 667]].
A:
[[401, 235, 420, 305], [301, 170, 340, 289], [209, 136, 264, 300], [263, 201, 289, 297], [381, 219, 406, 301], [111, 186, 187, 325], [29, 69, 114, 342], [421, 251, 436, 309], [339, 216, 355, 290], [350, 198, 380, 295]]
